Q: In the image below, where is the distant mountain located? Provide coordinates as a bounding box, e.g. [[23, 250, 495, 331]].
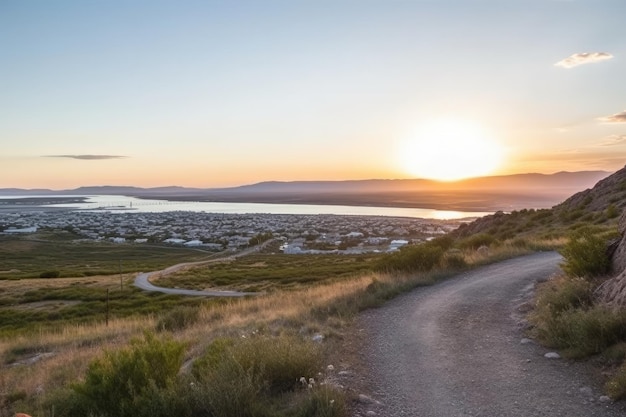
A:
[[0, 170, 612, 212]]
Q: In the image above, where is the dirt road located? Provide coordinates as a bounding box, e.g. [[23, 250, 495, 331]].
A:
[[133, 239, 274, 297], [359, 252, 626, 416]]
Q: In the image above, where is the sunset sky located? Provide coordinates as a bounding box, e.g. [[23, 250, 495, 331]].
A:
[[1, 0, 625, 189]]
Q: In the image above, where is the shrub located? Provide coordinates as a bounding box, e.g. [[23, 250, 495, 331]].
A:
[[39, 270, 60, 278], [458, 233, 495, 250], [442, 252, 467, 270], [559, 230, 610, 277], [156, 306, 200, 332], [191, 335, 325, 417], [376, 243, 444, 273], [533, 305, 626, 358], [606, 361, 626, 400], [293, 385, 347, 417], [534, 275, 593, 317], [607, 203, 620, 219], [69, 332, 186, 417]]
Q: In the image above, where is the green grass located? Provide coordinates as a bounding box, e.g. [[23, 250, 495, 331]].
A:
[[0, 231, 210, 279]]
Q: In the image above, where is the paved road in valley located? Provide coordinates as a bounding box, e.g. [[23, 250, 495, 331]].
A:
[[359, 252, 626, 416]]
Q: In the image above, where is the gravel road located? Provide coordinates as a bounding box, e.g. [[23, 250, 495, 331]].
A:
[[358, 252, 626, 416]]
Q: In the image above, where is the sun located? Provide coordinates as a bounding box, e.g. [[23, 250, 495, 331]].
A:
[[396, 118, 504, 181]]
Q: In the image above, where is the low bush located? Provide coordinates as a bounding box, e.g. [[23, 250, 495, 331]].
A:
[[190, 334, 329, 417], [458, 233, 495, 250], [606, 361, 626, 400], [376, 243, 444, 273], [559, 230, 610, 278], [156, 305, 200, 332], [68, 332, 186, 417], [39, 270, 60, 278], [533, 305, 626, 358]]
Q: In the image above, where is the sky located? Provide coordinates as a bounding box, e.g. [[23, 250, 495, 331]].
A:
[[1, 0, 626, 189]]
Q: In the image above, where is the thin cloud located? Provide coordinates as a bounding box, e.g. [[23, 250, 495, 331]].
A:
[[598, 110, 626, 124], [44, 155, 127, 160], [554, 52, 613, 68], [600, 134, 626, 146]]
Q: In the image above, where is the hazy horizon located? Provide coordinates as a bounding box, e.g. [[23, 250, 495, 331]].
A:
[[2, 1, 625, 189]]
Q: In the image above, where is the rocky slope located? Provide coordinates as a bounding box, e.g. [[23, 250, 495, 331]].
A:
[[597, 210, 626, 308]]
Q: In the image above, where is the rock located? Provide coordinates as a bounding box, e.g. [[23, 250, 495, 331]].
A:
[[312, 334, 324, 343], [366, 411, 377, 416], [579, 386, 593, 397], [15, 414, 32, 417], [358, 394, 375, 404], [544, 352, 561, 359], [327, 364, 334, 371], [338, 370, 351, 376], [599, 395, 612, 403], [520, 338, 533, 345]]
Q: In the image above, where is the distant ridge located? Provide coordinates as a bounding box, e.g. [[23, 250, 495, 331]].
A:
[[0, 170, 611, 212]]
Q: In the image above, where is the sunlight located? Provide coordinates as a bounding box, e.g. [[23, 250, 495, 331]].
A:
[[397, 118, 504, 181]]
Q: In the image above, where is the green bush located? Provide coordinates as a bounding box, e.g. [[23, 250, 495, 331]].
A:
[[534, 276, 593, 317], [39, 270, 60, 278], [376, 243, 444, 273], [291, 385, 347, 417], [559, 230, 610, 277], [606, 361, 626, 400], [534, 305, 626, 358], [442, 252, 467, 270], [156, 306, 200, 332], [191, 335, 325, 417], [458, 233, 495, 250], [69, 332, 186, 417]]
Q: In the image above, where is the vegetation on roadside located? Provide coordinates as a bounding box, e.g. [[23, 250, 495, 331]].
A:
[[529, 225, 626, 399], [1, 226, 536, 416]]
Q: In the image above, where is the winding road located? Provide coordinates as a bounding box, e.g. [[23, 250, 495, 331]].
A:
[[359, 252, 626, 416], [133, 240, 274, 297]]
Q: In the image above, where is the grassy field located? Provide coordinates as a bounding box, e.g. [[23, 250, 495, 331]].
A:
[[0, 231, 210, 279]]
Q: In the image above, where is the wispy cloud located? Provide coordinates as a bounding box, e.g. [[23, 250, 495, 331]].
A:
[[600, 134, 626, 146], [598, 110, 626, 124], [554, 52, 613, 68], [44, 155, 127, 160]]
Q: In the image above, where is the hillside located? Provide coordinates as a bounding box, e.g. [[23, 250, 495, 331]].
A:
[[453, 165, 626, 240]]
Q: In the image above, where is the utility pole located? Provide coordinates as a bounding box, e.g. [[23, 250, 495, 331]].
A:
[[106, 288, 109, 327]]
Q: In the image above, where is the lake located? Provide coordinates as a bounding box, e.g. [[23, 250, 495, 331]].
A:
[[0, 195, 492, 220]]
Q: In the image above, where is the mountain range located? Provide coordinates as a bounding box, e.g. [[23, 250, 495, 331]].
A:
[[0, 170, 613, 212]]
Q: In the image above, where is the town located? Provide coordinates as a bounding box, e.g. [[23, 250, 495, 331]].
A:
[[0, 209, 469, 254]]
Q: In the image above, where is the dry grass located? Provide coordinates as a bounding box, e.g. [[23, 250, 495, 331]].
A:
[[0, 242, 542, 415]]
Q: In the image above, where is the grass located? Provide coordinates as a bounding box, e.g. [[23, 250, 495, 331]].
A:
[[0, 231, 210, 279], [1, 223, 606, 415]]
